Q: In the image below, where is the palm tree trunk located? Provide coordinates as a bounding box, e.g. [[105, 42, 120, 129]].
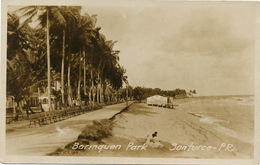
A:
[[88, 89, 92, 106], [93, 88, 96, 105], [91, 69, 94, 90], [11, 96, 16, 117], [46, 9, 52, 111], [61, 29, 65, 105], [97, 72, 100, 104], [77, 51, 82, 106], [91, 69, 95, 105], [83, 50, 87, 96], [38, 87, 41, 103], [97, 88, 99, 104], [104, 84, 109, 104], [100, 78, 103, 104], [89, 67, 94, 106], [116, 90, 118, 103], [67, 54, 72, 106]]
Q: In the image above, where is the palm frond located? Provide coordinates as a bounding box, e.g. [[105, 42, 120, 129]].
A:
[[90, 14, 98, 28], [15, 6, 38, 14], [51, 7, 66, 25]]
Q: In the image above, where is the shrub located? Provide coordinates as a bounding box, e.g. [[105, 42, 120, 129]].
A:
[[78, 119, 113, 142]]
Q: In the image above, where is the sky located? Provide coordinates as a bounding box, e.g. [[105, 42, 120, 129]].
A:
[[7, 2, 256, 96], [81, 2, 256, 96]]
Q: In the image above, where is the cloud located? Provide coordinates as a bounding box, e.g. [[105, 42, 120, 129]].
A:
[[160, 8, 255, 57], [83, 3, 255, 95]]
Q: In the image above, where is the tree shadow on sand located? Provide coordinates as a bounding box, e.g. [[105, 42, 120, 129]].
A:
[[123, 103, 159, 116]]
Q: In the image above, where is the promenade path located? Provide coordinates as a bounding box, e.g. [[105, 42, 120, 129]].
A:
[[6, 102, 131, 156]]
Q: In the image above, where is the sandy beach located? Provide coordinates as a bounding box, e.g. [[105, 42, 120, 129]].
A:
[[64, 96, 254, 159]]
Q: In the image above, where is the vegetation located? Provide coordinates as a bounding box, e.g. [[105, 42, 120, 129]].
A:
[[78, 119, 113, 142], [7, 6, 128, 110], [7, 6, 196, 112], [49, 119, 114, 156], [133, 86, 197, 102]]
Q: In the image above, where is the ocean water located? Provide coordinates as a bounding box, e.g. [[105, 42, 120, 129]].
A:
[[180, 95, 254, 144]]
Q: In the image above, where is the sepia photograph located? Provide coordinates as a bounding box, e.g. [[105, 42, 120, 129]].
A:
[[1, 0, 260, 164]]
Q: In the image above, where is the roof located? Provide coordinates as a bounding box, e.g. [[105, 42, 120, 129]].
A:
[[39, 93, 56, 98], [147, 95, 167, 99]]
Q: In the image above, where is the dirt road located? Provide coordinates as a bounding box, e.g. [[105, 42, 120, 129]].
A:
[[6, 102, 130, 156]]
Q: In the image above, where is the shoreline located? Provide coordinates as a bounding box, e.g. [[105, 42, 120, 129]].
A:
[[51, 96, 254, 158]]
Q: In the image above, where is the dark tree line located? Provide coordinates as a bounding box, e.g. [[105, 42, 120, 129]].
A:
[[133, 86, 197, 101]]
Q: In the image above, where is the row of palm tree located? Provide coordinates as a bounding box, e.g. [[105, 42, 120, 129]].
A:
[[7, 6, 128, 110]]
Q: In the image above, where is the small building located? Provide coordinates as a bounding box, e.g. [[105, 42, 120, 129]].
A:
[[25, 92, 40, 107], [6, 95, 15, 110], [38, 93, 56, 111], [24, 92, 57, 112], [6, 95, 16, 122], [147, 95, 168, 107]]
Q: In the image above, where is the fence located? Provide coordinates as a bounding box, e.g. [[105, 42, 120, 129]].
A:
[[28, 105, 102, 127]]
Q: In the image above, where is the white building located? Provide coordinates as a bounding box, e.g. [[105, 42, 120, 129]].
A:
[[147, 95, 168, 107]]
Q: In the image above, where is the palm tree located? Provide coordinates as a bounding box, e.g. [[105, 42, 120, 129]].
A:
[[66, 13, 95, 106], [7, 12, 25, 61], [18, 6, 68, 110], [100, 40, 120, 104], [73, 14, 100, 106], [60, 25, 66, 105], [85, 26, 120, 105], [18, 6, 83, 109], [59, 6, 82, 106], [7, 12, 47, 110], [15, 6, 127, 108], [46, 8, 52, 110], [86, 15, 100, 106], [101, 40, 122, 103]]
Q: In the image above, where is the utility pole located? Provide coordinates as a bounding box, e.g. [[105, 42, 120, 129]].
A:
[[123, 76, 129, 109], [126, 83, 129, 107]]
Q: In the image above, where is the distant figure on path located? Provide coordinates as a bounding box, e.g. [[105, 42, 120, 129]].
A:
[[145, 131, 164, 148]]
